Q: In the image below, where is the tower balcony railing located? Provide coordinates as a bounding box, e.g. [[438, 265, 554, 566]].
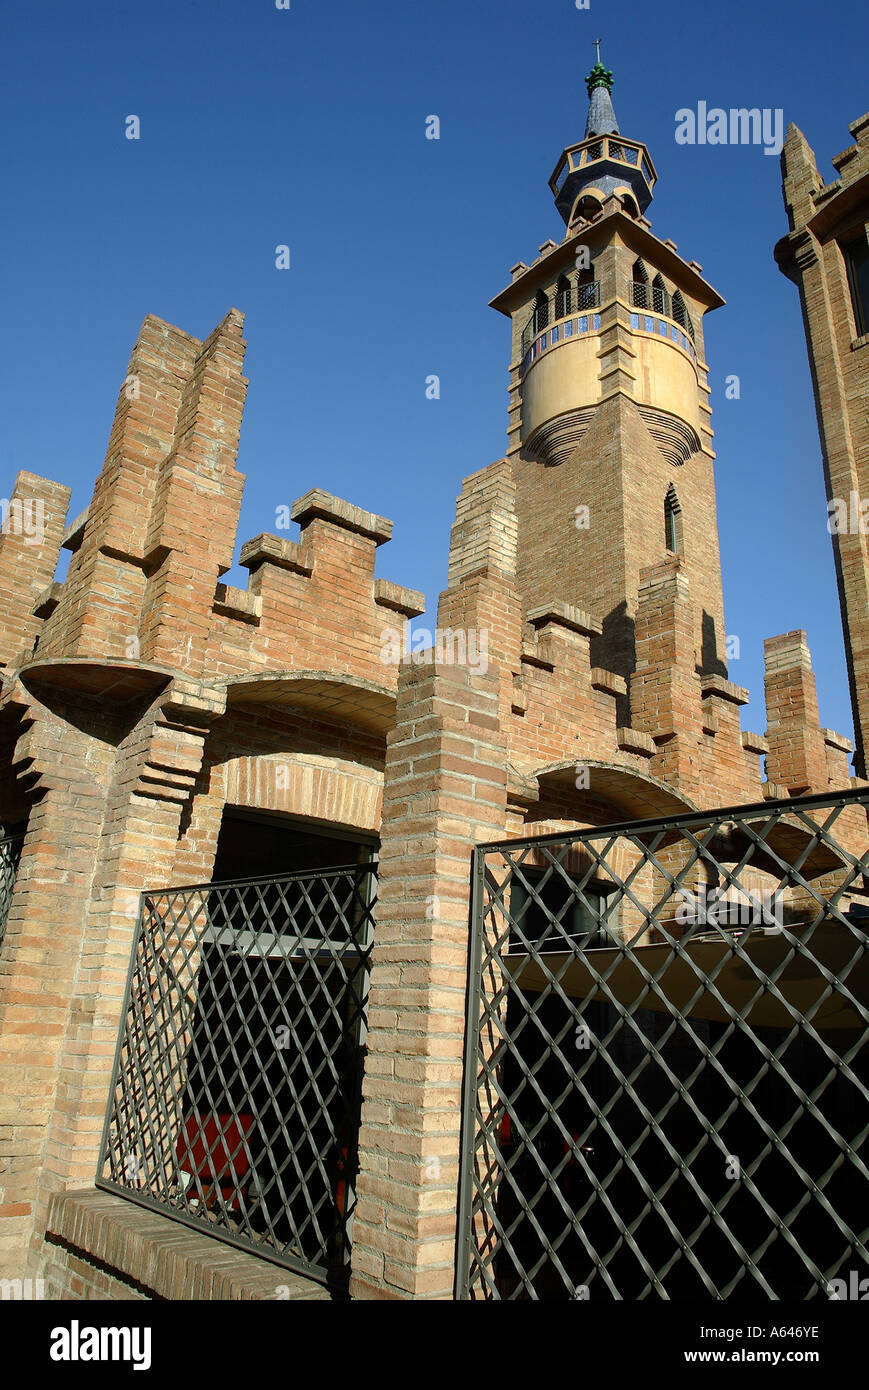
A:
[[631, 280, 670, 316], [631, 282, 695, 344], [0, 832, 25, 950], [551, 138, 655, 196], [521, 281, 601, 358]]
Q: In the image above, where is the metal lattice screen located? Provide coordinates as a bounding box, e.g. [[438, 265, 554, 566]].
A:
[[0, 833, 24, 951], [98, 862, 376, 1288], [457, 789, 869, 1300]]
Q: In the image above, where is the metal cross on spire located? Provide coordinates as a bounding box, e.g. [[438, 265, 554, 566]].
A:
[[594, 38, 602, 63]]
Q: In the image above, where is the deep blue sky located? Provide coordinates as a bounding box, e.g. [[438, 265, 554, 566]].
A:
[[2, 0, 867, 751]]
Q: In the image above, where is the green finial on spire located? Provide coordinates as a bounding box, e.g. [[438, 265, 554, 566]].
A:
[[586, 39, 613, 97]]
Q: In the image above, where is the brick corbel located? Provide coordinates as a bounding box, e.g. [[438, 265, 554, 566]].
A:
[[135, 679, 226, 805]]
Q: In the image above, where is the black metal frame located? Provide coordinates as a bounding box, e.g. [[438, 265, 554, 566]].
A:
[[456, 788, 869, 1300], [97, 861, 377, 1290], [0, 833, 24, 951], [521, 281, 602, 357]]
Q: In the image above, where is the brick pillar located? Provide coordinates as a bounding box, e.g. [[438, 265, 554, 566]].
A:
[[350, 656, 508, 1299], [631, 556, 703, 793], [0, 692, 113, 1278], [0, 472, 70, 670], [27, 683, 222, 1270], [777, 123, 869, 778], [437, 460, 522, 727], [140, 311, 247, 673], [0, 676, 220, 1279], [764, 631, 829, 793]]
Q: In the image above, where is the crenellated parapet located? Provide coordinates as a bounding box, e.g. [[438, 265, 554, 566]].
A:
[[436, 469, 856, 816], [0, 313, 423, 719]]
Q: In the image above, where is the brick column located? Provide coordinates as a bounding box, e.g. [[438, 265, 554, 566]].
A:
[[0, 692, 113, 1278], [140, 312, 247, 673], [631, 556, 703, 794], [0, 676, 220, 1279], [0, 472, 70, 670], [764, 631, 829, 793], [350, 656, 508, 1299]]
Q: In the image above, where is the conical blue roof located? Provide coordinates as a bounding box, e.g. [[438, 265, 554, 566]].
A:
[[585, 84, 619, 138], [584, 61, 619, 137]]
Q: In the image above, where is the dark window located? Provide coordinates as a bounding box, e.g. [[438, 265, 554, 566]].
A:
[[843, 234, 869, 337], [554, 274, 572, 319], [672, 290, 695, 343], [533, 290, 549, 334], [509, 867, 614, 951], [632, 260, 649, 308], [652, 273, 671, 317], [573, 195, 602, 223], [665, 487, 681, 553]]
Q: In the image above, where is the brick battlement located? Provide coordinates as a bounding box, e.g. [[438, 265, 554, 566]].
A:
[[0, 313, 423, 700], [438, 459, 854, 813]]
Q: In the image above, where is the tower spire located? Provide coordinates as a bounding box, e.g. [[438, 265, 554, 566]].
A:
[[585, 43, 619, 138]]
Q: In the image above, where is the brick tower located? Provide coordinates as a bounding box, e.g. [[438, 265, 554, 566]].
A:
[[488, 57, 729, 683], [775, 112, 869, 777]]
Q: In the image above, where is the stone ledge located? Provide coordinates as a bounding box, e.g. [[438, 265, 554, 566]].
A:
[[822, 727, 854, 753], [520, 639, 554, 671], [741, 731, 769, 756], [373, 578, 426, 618], [213, 583, 262, 624], [848, 111, 869, 140], [527, 601, 603, 638], [701, 701, 718, 736], [32, 581, 65, 619], [511, 682, 528, 715], [164, 678, 227, 720], [591, 668, 627, 698], [700, 673, 750, 706], [762, 780, 791, 801], [239, 534, 314, 576], [616, 727, 656, 758], [62, 507, 89, 553], [291, 489, 392, 545], [43, 1190, 334, 1302]]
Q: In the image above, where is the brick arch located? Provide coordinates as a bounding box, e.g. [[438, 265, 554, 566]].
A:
[[223, 753, 382, 834], [527, 757, 699, 822]]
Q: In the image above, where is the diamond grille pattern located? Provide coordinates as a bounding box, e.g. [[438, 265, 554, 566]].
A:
[[0, 834, 23, 951], [98, 863, 377, 1288], [457, 790, 869, 1300]]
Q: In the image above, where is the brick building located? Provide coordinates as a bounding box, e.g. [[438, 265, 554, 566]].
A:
[[776, 111, 869, 778], [0, 66, 866, 1301]]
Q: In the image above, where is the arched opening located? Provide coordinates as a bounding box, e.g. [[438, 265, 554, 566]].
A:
[[672, 289, 695, 342], [533, 289, 550, 335], [620, 192, 640, 218], [572, 193, 602, 225], [664, 484, 683, 554], [554, 273, 572, 319], [575, 258, 597, 310], [632, 258, 649, 309], [842, 234, 869, 337], [652, 272, 670, 316]]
